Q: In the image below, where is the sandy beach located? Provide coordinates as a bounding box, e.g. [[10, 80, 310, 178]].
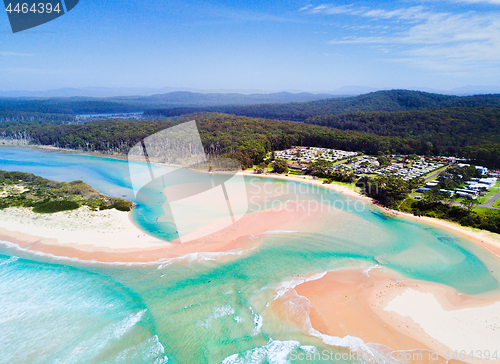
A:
[[246, 171, 500, 257], [397, 211, 500, 257], [242, 170, 369, 200], [272, 267, 500, 364], [1, 169, 500, 265], [0, 196, 323, 263], [4, 145, 499, 262]]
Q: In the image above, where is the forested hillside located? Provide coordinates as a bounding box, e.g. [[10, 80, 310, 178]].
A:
[[0, 99, 139, 115], [2, 112, 498, 168], [144, 90, 500, 121], [2, 90, 500, 168], [142, 91, 500, 168], [306, 107, 500, 167], [0, 91, 336, 115], [0, 113, 424, 168], [111, 91, 336, 107]]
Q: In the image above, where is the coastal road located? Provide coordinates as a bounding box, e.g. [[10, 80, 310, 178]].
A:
[[424, 165, 450, 182], [420, 165, 500, 210], [479, 188, 500, 210], [409, 193, 500, 211]]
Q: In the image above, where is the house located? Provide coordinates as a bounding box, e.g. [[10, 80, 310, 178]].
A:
[[456, 191, 477, 199], [455, 188, 478, 197], [475, 166, 488, 175], [439, 189, 455, 197]]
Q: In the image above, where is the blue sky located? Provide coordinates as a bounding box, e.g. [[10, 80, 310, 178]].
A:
[[1, 0, 499, 92]]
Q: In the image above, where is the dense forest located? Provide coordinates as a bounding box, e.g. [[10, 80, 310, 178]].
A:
[[306, 107, 500, 168], [0, 113, 427, 168], [0, 111, 75, 123], [110, 91, 337, 107], [0, 99, 140, 115], [144, 90, 500, 121], [5, 89, 500, 119], [307, 107, 500, 142], [3, 110, 498, 168], [0, 91, 337, 115], [2, 90, 500, 168], [143, 91, 500, 168]]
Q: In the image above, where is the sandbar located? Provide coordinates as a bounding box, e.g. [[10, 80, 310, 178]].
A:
[[272, 267, 500, 364]]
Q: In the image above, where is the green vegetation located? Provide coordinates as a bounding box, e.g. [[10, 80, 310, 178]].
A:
[[0, 98, 139, 115], [307, 107, 500, 168], [356, 175, 421, 209], [271, 159, 288, 174], [376, 156, 391, 168], [0, 171, 133, 213], [145, 90, 500, 120], [493, 198, 500, 208], [356, 173, 500, 234], [0, 111, 75, 123], [307, 159, 355, 183], [0, 113, 426, 169], [410, 200, 500, 233], [32, 200, 80, 213], [5, 91, 498, 169], [477, 187, 499, 204], [146, 91, 500, 168], [0, 91, 336, 115]]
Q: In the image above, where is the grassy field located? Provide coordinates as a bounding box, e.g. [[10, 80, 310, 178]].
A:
[[472, 206, 500, 215], [422, 164, 449, 180], [477, 187, 499, 204]]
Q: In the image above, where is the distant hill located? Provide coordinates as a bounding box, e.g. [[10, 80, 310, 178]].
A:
[[143, 90, 500, 168], [0, 91, 337, 115], [0, 87, 177, 98], [3, 85, 500, 98], [4, 89, 500, 117], [145, 89, 500, 120], [110, 91, 337, 107]]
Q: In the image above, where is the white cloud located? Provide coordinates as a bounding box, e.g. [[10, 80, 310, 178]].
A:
[[306, 4, 432, 19], [452, 0, 500, 4], [306, 3, 500, 72], [299, 4, 313, 11]]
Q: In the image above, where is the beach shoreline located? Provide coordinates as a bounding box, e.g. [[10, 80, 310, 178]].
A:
[[0, 196, 321, 263], [271, 267, 500, 364], [1, 146, 500, 264], [244, 170, 500, 257], [394, 210, 500, 257]]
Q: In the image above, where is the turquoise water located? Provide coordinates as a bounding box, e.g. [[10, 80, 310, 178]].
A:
[[1, 147, 500, 363]]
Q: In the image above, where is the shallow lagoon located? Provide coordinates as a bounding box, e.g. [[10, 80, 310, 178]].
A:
[[1, 147, 500, 363]]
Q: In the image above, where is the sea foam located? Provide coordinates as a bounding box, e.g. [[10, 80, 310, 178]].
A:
[[0, 255, 18, 266], [0, 239, 250, 268], [274, 272, 327, 299], [222, 339, 317, 364]]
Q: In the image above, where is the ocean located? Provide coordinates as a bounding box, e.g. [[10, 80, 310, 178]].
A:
[[1, 147, 499, 363]]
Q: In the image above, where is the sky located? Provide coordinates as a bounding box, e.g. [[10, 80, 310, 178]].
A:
[[0, 0, 499, 93]]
